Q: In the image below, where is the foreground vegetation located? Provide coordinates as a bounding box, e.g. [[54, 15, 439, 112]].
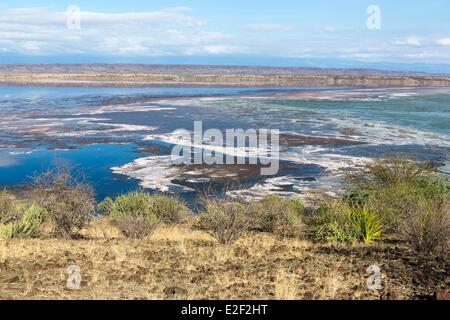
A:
[[0, 157, 448, 299]]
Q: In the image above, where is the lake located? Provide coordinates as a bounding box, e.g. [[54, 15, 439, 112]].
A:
[[0, 85, 449, 202]]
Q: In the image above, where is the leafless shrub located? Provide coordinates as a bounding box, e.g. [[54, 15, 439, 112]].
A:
[[401, 200, 449, 255], [29, 169, 94, 238], [250, 195, 304, 237], [195, 199, 252, 244], [0, 189, 19, 224]]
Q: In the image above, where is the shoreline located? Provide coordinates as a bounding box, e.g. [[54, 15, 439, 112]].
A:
[[1, 64, 450, 88], [2, 74, 450, 88]]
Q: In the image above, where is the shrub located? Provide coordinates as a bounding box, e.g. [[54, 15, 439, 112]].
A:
[[101, 191, 188, 222], [413, 176, 450, 204], [30, 169, 94, 238], [346, 158, 449, 234], [97, 196, 114, 215], [347, 156, 436, 189], [149, 194, 188, 224], [307, 201, 382, 244], [365, 176, 450, 232], [343, 187, 372, 207], [372, 183, 424, 231], [400, 199, 449, 255], [196, 199, 252, 244], [250, 195, 304, 237], [101, 191, 161, 238], [309, 157, 448, 247], [0, 204, 47, 239], [0, 189, 19, 224], [306, 202, 357, 243], [105, 191, 154, 219], [348, 206, 382, 244]]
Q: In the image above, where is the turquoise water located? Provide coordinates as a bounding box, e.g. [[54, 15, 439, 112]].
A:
[[272, 94, 450, 135]]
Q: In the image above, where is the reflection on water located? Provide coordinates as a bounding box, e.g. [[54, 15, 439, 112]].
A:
[[0, 151, 19, 168], [0, 144, 140, 200]]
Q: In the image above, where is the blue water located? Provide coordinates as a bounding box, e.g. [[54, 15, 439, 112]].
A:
[[0, 85, 337, 101], [0, 144, 140, 200]]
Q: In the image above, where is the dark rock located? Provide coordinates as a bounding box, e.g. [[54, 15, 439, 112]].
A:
[[7, 275, 20, 283], [164, 286, 188, 296]]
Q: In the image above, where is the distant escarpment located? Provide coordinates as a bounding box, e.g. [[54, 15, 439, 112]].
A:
[[1, 64, 449, 87]]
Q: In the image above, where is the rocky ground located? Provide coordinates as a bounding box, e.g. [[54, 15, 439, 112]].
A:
[[0, 218, 448, 300]]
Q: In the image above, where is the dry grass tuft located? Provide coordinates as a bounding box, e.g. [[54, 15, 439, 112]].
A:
[[274, 268, 299, 300]]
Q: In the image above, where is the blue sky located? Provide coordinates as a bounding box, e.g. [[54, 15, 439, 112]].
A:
[[1, 1, 450, 72]]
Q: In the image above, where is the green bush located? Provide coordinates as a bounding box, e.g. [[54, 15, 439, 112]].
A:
[[0, 204, 47, 239], [195, 199, 252, 244], [307, 201, 382, 244], [348, 206, 382, 244], [368, 178, 449, 232], [371, 183, 422, 231], [102, 191, 159, 238], [250, 195, 304, 237], [105, 191, 156, 220], [413, 176, 450, 204], [101, 191, 187, 238], [347, 156, 436, 189], [306, 202, 357, 243], [343, 187, 372, 207], [149, 194, 188, 224], [101, 191, 187, 224], [345, 158, 449, 237]]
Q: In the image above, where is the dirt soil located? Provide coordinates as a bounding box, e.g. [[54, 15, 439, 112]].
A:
[[0, 218, 448, 300]]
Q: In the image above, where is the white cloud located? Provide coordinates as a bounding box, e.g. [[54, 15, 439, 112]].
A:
[[393, 36, 423, 46], [405, 36, 422, 46], [0, 6, 203, 27], [437, 37, 450, 46], [202, 45, 241, 54], [244, 23, 291, 32], [0, 7, 231, 56], [1, 7, 450, 65]]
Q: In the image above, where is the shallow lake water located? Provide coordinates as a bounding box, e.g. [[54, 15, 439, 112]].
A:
[[0, 85, 449, 202]]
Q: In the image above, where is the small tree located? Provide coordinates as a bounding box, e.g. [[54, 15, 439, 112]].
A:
[[30, 169, 94, 238], [401, 199, 449, 255], [196, 199, 252, 244], [347, 156, 436, 189], [250, 195, 304, 237]]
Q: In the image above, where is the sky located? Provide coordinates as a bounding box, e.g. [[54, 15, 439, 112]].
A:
[[1, 0, 450, 73]]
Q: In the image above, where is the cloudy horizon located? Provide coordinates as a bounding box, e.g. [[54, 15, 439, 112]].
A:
[[1, 1, 450, 73]]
